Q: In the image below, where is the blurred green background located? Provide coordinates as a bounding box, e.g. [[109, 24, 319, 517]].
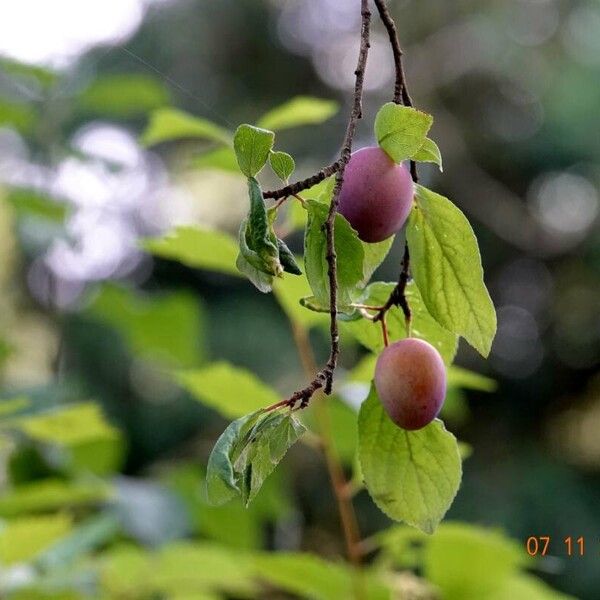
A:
[[0, 0, 598, 598]]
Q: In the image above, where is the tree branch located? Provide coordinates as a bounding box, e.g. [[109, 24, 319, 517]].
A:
[[280, 0, 372, 409], [263, 161, 341, 200], [371, 0, 419, 331]]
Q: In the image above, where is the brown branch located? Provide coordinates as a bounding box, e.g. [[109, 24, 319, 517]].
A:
[[371, 0, 420, 334], [373, 243, 411, 329], [373, 0, 412, 107], [263, 161, 341, 200], [279, 0, 372, 409], [322, 0, 371, 394], [289, 321, 364, 580]]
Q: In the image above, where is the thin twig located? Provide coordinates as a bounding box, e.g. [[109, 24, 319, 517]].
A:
[[322, 0, 371, 393], [263, 161, 341, 200], [370, 0, 420, 336], [280, 0, 372, 409]]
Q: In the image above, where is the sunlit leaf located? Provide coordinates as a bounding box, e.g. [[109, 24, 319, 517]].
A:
[[412, 137, 443, 170], [0, 478, 111, 518], [257, 96, 339, 131], [273, 268, 328, 329], [407, 185, 497, 356], [358, 386, 461, 533], [233, 124, 274, 177], [0, 99, 35, 134], [142, 108, 231, 146], [252, 552, 390, 600], [342, 281, 458, 364], [375, 103, 433, 163], [269, 151, 295, 181], [79, 74, 169, 117], [6, 188, 69, 222], [142, 226, 239, 275], [447, 365, 496, 392], [0, 514, 72, 565], [422, 522, 528, 599], [192, 146, 239, 172], [177, 361, 280, 419]]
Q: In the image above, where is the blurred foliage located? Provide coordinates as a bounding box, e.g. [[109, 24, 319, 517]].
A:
[[0, 0, 597, 598]]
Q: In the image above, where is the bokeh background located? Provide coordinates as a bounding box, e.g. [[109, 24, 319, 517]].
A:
[[0, 0, 598, 598]]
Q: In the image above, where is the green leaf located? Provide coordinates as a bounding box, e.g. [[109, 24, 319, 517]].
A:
[[375, 102, 433, 163], [342, 281, 458, 364], [359, 236, 394, 287], [276, 238, 302, 275], [246, 178, 279, 268], [492, 574, 576, 600], [9, 403, 120, 448], [273, 269, 328, 329], [142, 226, 239, 275], [412, 137, 443, 170], [142, 108, 231, 146], [236, 251, 274, 293], [6, 403, 124, 475], [407, 185, 497, 356], [79, 74, 169, 118], [269, 151, 295, 181], [89, 284, 204, 368], [192, 146, 239, 172], [0, 478, 111, 518], [447, 365, 497, 392], [252, 552, 390, 600], [0, 99, 36, 134], [151, 542, 256, 597], [233, 124, 275, 177], [0, 514, 72, 565], [236, 179, 282, 291], [177, 361, 281, 419], [422, 522, 528, 599], [257, 96, 339, 131], [6, 188, 69, 223], [206, 410, 305, 507], [0, 397, 30, 418], [358, 386, 462, 533], [304, 200, 364, 311], [206, 411, 263, 505]]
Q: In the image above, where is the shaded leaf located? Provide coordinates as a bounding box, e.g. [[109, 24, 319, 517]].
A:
[[207, 410, 305, 507], [276, 238, 302, 275], [304, 200, 364, 311], [89, 284, 204, 368]]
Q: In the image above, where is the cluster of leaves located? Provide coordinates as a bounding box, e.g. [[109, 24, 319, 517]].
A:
[[0, 54, 574, 600], [142, 99, 496, 533]]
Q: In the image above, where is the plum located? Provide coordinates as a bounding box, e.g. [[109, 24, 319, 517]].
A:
[[374, 338, 446, 430], [338, 146, 414, 243]]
